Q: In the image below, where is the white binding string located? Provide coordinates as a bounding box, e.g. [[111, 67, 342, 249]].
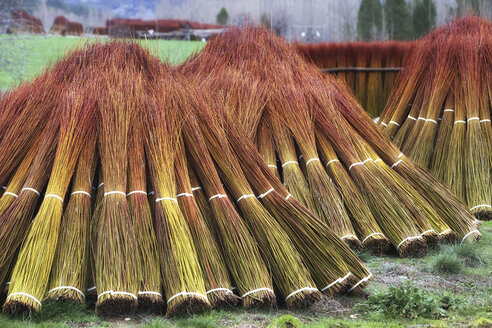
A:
[[206, 288, 233, 295], [454, 120, 466, 124], [408, 115, 417, 121], [3, 192, 18, 198], [282, 161, 298, 168], [439, 229, 452, 235], [21, 187, 40, 196], [191, 187, 202, 192], [396, 236, 421, 250], [155, 196, 178, 203], [208, 194, 227, 202], [389, 120, 400, 127], [418, 117, 438, 124], [148, 191, 155, 195], [443, 109, 454, 113], [1, 186, 5, 190], [467, 117, 479, 122], [87, 286, 96, 292], [391, 159, 403, 169], [421, 229, 436, 236], [48, 286, 85, 299], [104, 191, 125, 197], [231, 287, 237, 290], [461, 230, 480, 243], [45, 194, 63, 202], [138, 291, 163, 297], [284, 287, 318, 302], [126, 190, 147, 197], [321, 272, 351, 292], [348, 273, 373, 292], [267, 164, 277, 168], [237, 194, 255, 203], [285, 193, 292, 200], [374, 159, 383, 163], [480, 119, 491, 123], [362, 232, 384, 244], [298, 155, 303, 159], [97, 182, 104, 189], [306, 158, 320, 166], [381, 122, 388, 127], [325, 159, 339, 168], [348, 158, 373, 171], [470, 204, 491, 211], [341, 234, 358, 240], [177, 192, 193, 198], [167, 291, 207, 304], [258, 188, 274, 199], [71, 191, 91, 198], [6, 292, 41, 306], [98, 290, 137, 300], [241, 287, 273, 299]]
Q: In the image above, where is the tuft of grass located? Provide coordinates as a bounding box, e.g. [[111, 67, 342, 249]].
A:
[[267, 315, 302, 328], [452, 243, 485, 268], [431, 253, 463, 275]]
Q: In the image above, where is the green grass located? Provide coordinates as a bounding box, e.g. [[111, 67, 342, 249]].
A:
[[0, 34, 205, 91]]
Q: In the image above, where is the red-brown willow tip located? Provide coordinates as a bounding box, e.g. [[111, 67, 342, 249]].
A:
[[379, 15, 491, 221]]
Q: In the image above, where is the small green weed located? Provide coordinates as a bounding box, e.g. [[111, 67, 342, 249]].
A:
[[267, 315, 302, 328], [354, 282, 461, 319], [431, 253, 463, 275]]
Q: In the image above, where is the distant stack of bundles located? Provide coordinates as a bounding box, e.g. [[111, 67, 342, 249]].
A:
[[50, 16, 83, 36], [9, 10, 45, 34], [0, 25, 480, 318], [378, 16, 491, 221], [296, 41, 416, 118]]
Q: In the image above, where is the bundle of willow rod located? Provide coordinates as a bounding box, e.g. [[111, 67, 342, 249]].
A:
[[0, 118, 59, 294], [175, 137, 239, 308], [127, 109, 163, 312], [379, 16, 491, 220], [295, 41, 415, 117], [144, 68, 210, 316], [46, 127, 97, 303], [93, 66, 139, 315], [4, 80, 94, 313]]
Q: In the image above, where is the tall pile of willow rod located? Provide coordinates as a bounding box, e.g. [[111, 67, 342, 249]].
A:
[[186, 79, 321, 308], [4, 81, 94, 313], [93, 65, 140, 315], [182, 113, 274, 308], [127, 115, 163, 313], [46, 127, 97, 303], [144, 68, 210, 316], [175, 138, 239, 308], [378, 16, 491, 220]]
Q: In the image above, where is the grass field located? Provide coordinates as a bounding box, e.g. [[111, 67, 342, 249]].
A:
[[0, 221, 489, 327], [0, 34, 205, 91]]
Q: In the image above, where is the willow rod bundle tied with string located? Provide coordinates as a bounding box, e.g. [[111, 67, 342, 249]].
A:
[[46, 127, 97, 304], [144, 68, 210, 316], [127, 109, 164, 313]]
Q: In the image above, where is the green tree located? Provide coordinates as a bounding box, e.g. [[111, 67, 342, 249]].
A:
[[216, 7, 228, 25], [412, 0, 436, 38], [454, 0, 482, 16], [384, 0, 412, 40], [357, 0, 383, 41]]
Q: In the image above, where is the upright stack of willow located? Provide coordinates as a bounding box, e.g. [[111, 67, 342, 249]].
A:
[[295, 41, 415, 117], [379, 16, 492, 221], [46, 128, 97, 303], [4, 80, 94, 313], [127, 107, 163, 312], [93, 62, 139, 315], [144, 67, 210, 316]]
